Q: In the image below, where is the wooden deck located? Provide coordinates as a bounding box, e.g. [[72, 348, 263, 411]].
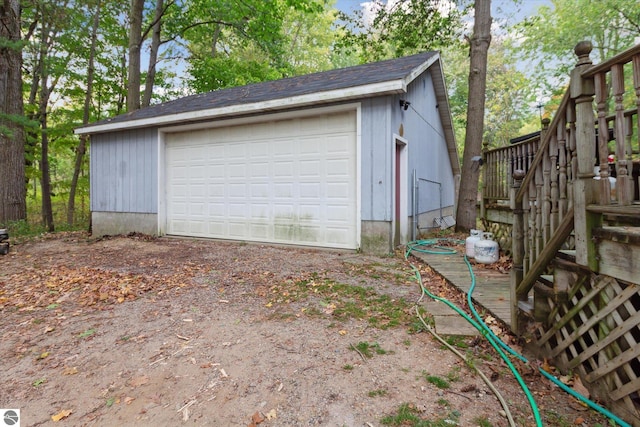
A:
[[410, 250, 512, 329]]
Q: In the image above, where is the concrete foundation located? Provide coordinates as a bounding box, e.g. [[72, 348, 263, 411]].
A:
[[361, 220, 393, 255], [91, 212, 158, 237]]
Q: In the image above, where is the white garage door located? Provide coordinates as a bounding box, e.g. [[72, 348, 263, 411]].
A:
[[165, 111, 358, 249]]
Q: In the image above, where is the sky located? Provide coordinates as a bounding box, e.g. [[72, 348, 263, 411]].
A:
[[335, 0, 553, 29]]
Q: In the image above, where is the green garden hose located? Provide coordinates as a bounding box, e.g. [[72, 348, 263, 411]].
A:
[[404, 245, 543, 427], [406, 238, 631, 427]]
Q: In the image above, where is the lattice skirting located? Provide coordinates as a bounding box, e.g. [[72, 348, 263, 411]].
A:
[[532, 272, 640, 426], [481, 219, 513, 256]]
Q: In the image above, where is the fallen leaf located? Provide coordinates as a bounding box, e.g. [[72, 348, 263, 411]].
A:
[[265, 409, 277, 420], [572, 376, 590, 398], [51, 409, 72, 422], [574, 416, 585, 424], [38, 351, 49, 360], [124, 396, 135, 405], [251, 411, 265, 424], [128, 375, 150, 388], [62, 367, 78, 375]]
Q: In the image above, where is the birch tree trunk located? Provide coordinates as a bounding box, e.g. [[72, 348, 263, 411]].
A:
[[455, 0, 492, 232], [0, 0, 27, 223]]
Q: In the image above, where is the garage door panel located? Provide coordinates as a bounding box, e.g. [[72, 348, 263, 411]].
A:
[[166, 111, 357, 249]]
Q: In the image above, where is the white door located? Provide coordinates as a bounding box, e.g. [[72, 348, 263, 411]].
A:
[[165, 111, 358, 249]]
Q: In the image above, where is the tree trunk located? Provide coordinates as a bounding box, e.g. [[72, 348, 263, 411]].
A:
[[127, 0, 144, 112], [142, 0, 163, 107], [38, 24, 54, 232], [68, 0, 101, 226], [455, 0, 492, 233], [0, 0, 27, 223]]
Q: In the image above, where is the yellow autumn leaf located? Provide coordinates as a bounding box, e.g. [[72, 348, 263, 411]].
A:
[[51, 409, 72, 422], [39, 352, 50, 359], [265, 302, 273, 307]]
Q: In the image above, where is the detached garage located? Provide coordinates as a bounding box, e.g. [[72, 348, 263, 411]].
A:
[[76, 52, 460, 254]]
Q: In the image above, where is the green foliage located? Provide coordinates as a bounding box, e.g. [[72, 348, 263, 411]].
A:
[[513, 0, 640, 99], [336, 0, 468, 63], [181, 0, 335, 92]]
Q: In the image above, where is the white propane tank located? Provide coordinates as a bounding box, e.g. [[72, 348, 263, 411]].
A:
[[465, 229, 482, 258], [474, 232, 499, 264]]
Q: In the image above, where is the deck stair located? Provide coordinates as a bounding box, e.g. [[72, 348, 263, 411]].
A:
[[480, 42, 640, 425]]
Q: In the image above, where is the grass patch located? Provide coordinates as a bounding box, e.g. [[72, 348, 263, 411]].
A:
[[421, 372, 450, 389], [368, 388, 388, 397], [473, 416, 493, 427], [381, 403, 460, 426], [342, 364, 354, 371], [268, 274, 415, 330], [350, 341, 389, 358], [78, 328, 96, 338]]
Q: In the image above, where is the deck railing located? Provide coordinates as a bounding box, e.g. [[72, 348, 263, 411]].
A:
[[483, 133, 542, 204], [505, 42, 640, 425]]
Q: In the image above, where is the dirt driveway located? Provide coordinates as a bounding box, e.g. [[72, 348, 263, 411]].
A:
[[0, 233, 610, 426]]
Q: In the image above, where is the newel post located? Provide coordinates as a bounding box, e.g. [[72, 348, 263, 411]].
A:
[[510, 169, 526, 333], [569, 41, 601, 270]]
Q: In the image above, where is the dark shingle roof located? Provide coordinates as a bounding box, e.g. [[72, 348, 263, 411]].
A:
[[80, 52, 437, 131]]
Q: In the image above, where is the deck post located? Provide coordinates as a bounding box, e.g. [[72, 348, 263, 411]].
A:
[[570, 41, 600, 270], [510, 169, 526, 333]]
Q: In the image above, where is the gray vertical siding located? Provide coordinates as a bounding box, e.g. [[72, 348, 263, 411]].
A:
[[360, 97, 393, 221], [400, 71, 456, 214], [360, 70, 456, 222], [90, 128, 158, 213]]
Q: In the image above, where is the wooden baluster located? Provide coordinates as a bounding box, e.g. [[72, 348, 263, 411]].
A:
[[522, 189, 530, 276], [528, 175, 537, 271], [549, 127, 559, 233], [594, 72, 612, 204], [500, 148, 506, 198], [557, 116, 568, 219], [542, 144, 551, 245], [633, 53, 640, 201], [567, 100, 577, 210], [492, 150, 497, 199], [528, 140, 536, 180], [510, 169, 527, 333], [612, 64, 632, 204], [484, 150, 492, 199], [570, 41, 599, 269], [535, 162, 544, 258], [624, 115, 637, 202]]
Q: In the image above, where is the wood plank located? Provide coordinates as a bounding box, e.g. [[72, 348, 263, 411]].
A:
[[411, 251, 512, 328]]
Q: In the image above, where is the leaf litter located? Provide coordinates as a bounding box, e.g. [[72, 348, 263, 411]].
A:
[[0, 232, 613, 426]]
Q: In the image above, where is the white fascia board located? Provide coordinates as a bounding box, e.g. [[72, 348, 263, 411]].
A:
[[75, 79, 407, 135], [403, 53, 439, 88]]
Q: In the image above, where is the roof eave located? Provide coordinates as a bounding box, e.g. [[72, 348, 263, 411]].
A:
[[75, 80, 408, 135]]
